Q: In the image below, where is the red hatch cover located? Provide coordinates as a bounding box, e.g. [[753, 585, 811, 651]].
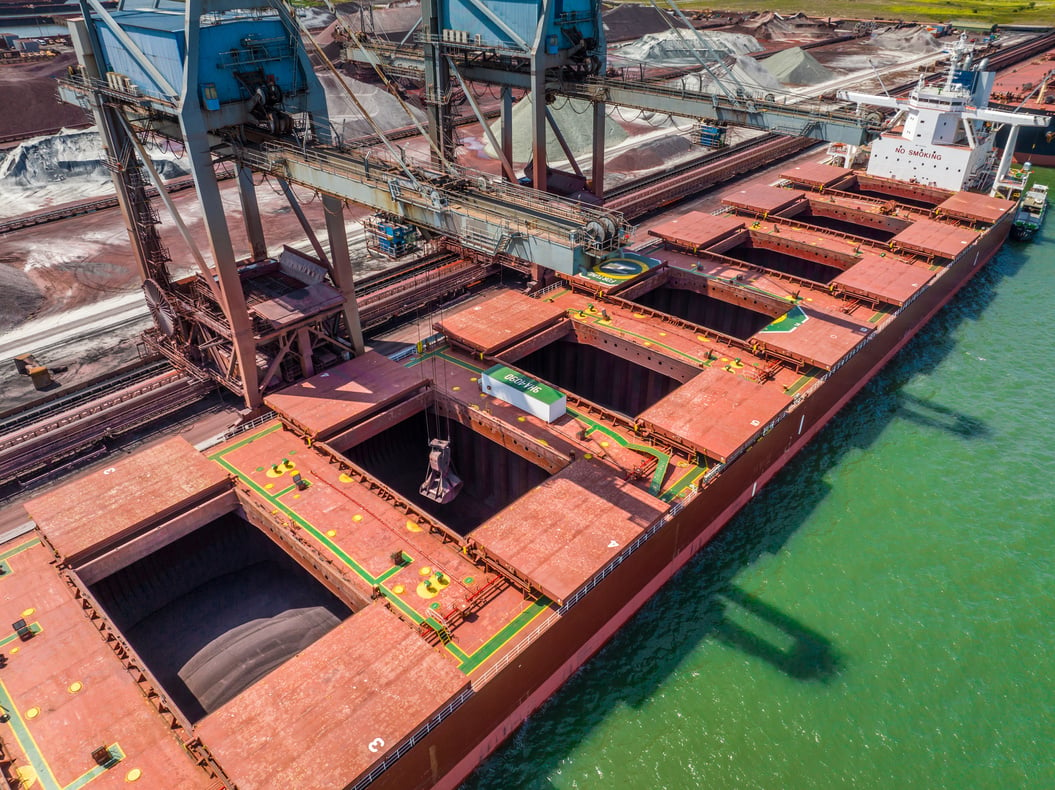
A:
[[648, 211, 745, 251], [890, 218, 980, 259], [25, 436, 231, 564], [753, 305, 873, 370], [721, 184, 805, 216], [937, 191, 1015, 225], [471, 459, 667, 605], [832, 254, 935, 307], [198, 603, 470, 790], [780, 161, 853, 190], [638, 366, 790, 463], [437, 290, 567, 355], [265, 351, 428, 440]]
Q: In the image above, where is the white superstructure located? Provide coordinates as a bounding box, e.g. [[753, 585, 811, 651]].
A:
[[840, 35, 1049, 193]]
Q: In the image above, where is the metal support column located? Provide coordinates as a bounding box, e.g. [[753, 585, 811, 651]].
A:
[[296, 326, 315, 379], [592, 100, 606, 199], [421, 0, 454, 164], [181, 0, 259, 406], [502, 86, 514, 179], [322, 194, 365, 355], [530, 63, 548, 192], [238, 164, 268, 261]]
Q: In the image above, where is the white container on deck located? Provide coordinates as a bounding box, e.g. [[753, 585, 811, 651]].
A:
[[481, 365, 566, 423]]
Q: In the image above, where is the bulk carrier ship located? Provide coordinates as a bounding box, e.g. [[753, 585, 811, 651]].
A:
[[0, 10, 1045, 790]]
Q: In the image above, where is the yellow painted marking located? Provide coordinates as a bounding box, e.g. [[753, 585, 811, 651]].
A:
[[9, 647, 17, 655], [392, 585, 405, 595], [326, 530, 337, 538], [643, 341, 652, 347], [15, 767, 36, 785], [633, 312, 646, 318], [20, 609, 34, 618], [265, 467, 285, 478], [339, 473, 354, 483], [538, 439, 548, 446], [517, 416, 526, 422], [25, 707, 39, 719], [479, 392, 488, 398], [352, 514, 363, 522], [419, 566, 432, 576], [293, 494, 301, 500], [126, 768, 142, 782], [452, 386, 461, 391], [600, 441, 610, 448], [406, 520, 422, 533], [584, 453, 593, 459], [68, 682, 82, 694], [417, 580, 440, 599], [264, 483, 274, 490], [659, 331, 667, 337], [469, 377, 478, 382]]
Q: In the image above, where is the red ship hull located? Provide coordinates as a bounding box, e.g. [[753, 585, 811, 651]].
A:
[[368, 211, 1011, 790]]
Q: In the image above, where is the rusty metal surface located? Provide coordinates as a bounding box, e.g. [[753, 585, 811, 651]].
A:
[[196, 603, 470, 790], [436, 290, 567, 355], [250, 282, 344, 327], [832, 253, 936, 306], [721, 184, 805, 216], [470, 459, 666, 605], [638, 366, 791, 463], [754, 306, 873, 370], [647, 211, 745, 251], [264, 352, 428, 440], [780, 161, 853, 189], [24, 436, 230, 564], [937, 191, 1015, 225], [890, 218, 982, 259], [0, 539, 213, 789]]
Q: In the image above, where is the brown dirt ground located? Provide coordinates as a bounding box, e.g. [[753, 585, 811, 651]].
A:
[[0, 51, 90, 138]]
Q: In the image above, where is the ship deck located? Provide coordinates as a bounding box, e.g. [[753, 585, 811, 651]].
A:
[[990, 50, 1055, 108], [8, 160, 1016, 790]]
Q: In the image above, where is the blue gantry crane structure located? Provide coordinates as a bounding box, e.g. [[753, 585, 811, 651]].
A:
[[57, 0, 881, 409]]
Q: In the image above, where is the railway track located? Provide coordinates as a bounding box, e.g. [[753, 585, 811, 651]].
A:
[[0, 360, 212, 487], [0, 171, 230, 235]]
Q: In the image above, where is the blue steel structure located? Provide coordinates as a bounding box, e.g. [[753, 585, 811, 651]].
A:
[[64, 0, 364, 409], [420, 0, 608, 195]]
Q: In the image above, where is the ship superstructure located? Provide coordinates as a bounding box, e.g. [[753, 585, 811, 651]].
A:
[[840, 34, 1049, 193]]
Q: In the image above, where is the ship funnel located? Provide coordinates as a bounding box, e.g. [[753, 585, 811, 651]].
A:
[[420, 438, 463, 504]]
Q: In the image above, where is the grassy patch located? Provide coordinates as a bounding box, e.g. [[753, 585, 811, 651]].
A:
[[667, 0, 1055, 25]]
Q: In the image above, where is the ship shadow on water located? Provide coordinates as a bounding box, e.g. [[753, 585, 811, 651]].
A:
[[461, 245, 1022, 789]]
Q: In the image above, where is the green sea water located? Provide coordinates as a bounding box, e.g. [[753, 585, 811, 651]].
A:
[[464, 176, 1055, 789]]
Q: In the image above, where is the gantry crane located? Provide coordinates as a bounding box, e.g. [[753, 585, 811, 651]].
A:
[[55, 0, 891, 410]]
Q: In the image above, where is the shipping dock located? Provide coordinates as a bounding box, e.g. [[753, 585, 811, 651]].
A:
[[0, 2, 1048, 789]]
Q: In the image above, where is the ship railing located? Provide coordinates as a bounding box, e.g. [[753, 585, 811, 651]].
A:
[[350, 687, 474, 790], [222, 410, 277, 440], [530, 282, 566, 300]]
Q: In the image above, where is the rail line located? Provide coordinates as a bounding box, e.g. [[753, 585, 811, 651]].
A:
[[0, 362, 212, 487]]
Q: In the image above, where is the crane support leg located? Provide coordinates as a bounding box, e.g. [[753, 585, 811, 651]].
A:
[[323, 195, 365, 356]]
